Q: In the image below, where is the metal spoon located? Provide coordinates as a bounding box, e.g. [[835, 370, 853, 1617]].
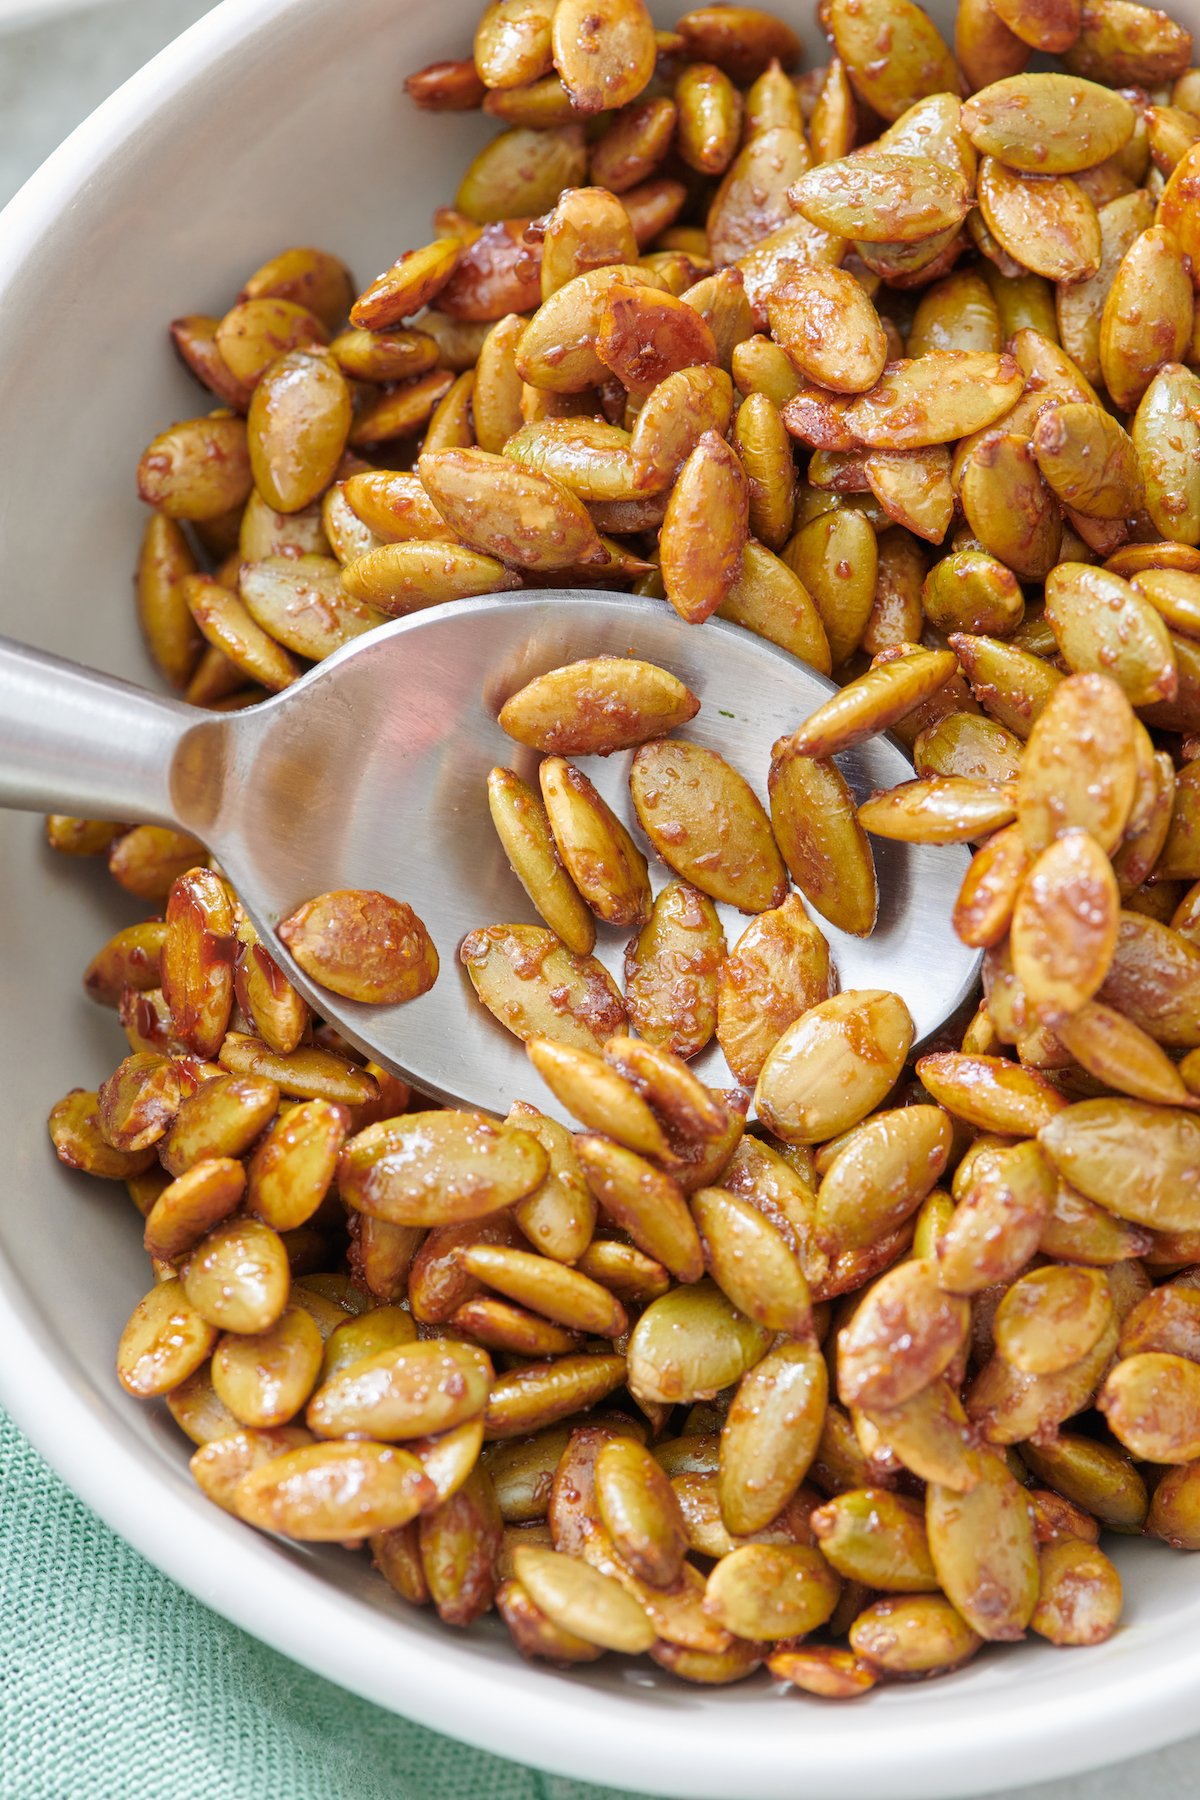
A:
[[0, 592, 980, 1118]]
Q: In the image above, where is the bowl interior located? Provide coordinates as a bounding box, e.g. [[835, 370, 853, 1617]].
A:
[[1, 2, 1198, 1795]]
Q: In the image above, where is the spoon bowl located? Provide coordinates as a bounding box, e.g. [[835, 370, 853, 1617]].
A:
[[0, 591, 980, 1117]]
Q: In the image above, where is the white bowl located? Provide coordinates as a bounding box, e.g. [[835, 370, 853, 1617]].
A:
[[1, 2, 1197, 1793]]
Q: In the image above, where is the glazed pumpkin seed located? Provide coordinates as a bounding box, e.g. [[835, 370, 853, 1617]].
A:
[[341, 471, 447, 542], [715, 897, 834, 1087], [234, 1440, 435, 1540], [781, 508, 877, 667], [486, 769, 595, 956], [409, 1216, 519, 1324], [337, 1110, 548, 1227], [1055, 999, 1194, 1104], [629, 738, 786, 913], [160, 1072, 280, 1175], [1010, 830, 1120, 1022], [166, 1363, 240, 1446], [993, 1266, 1113, 1377], [731, 335, 802, 409], [766, 266, 887, 396], [45, 816, 126, 857], [211, 1304, 323, 1429], [862, 445, 954, 544], [218, 1034, 377, 1106], [97, 1051, 181, 1154], [537, 758, 650, 928], [182, 1217, 290, 1335], [1045, 563, 1177, 706], [460, 922, 627, 1050], [513, 1545, 655, 1653], [215, 298, 328, 387], [951, 631, 1064, 740], [850, 1592, 982, 1674], [1132, 362, 1200, 545], [601, 1035, 727, 1141], [839, 1259, 969, 1411], [732, 394, 797, 552], [341, 541, 519, 613], [755, 991, 914, 1147], [531, 1042, 675, 1164], [460, 1244, 627, 1339], [350, 242, 462, 333], [484, 1355, 628, 1439], [142, 1158, 245, 1261], [137, 415, 254, 522], [844, 353, 1026, 451], [1017, 671, 1138, 856], [594, 1436, 688, 1588], [239, 556, 384, 659], [907, 270, 1002, 360], [276, 889, 438, 1006], [418, 447, 605, 571], [790, 153, 969, 245], [1031, 1538, 1123, 1645], [190, 1425, 315, 1513], [1057, 188, 1155, 384], [825, 0, 958, 121], [1039, 1098, 1200, 1231], [627, 1280, 772, 1406], [1031, 402, 1143, 522], [117, 1278, 218, 1396], [811, 1488, 938, 1592], [135, 513, 202, 688], [308, 1338, 492, 1441], [938, 1135, 1057, 1290], [169, 314, 254, 410], [918, 1050, 1068, 1136], [245, 1099, 348, 1233], [414, 1461, 504, 1627], [1146, 1459, 1200, 1549], [1096, 911, 1200, 1047], [691, 1185, 812, 1338], [503, 418, 637, 503], [659, 430, 749, 625], [622, 880, 725, 1060], [453, 1296, 579, 1358], [1099, 224, 1193, 410], [160, 867, 235, 1059], [573, 1135, 705, 1281], [963, 74, 1135, 173], [1064, 0, 1191, 81], [1121, 1282, 1200, 1362], [927, 1448, 1039, 1642], [956, 432, 1063, 582], [576, 1240, 670, 1306], [515, 263, 668, 393], [779, 648, 957, 762], [589, 96, 676, 191], [706, 125, 810, 267], [320, 1307, 418, 1383], [860, 1380, 978, 1493], [1021, 1433, 1148, 1535], [859, 773, 1019, 844], [818, 1107, 953, 1256], [768, 1644, 877, 1699], [920, 714, 1024, 788], [952, 826, 1031, 949], [767, 753, 877, 937], [703, 1543, 839, 1642], [455, 123, 588, 225], [1133, 568, 1200, 641], [247, 349, 351, 514], [84, 920, 168, 1008], [184, 574, 300, 693], [596, 282, 718, 398], [1099, 1351, 1200, 1461]]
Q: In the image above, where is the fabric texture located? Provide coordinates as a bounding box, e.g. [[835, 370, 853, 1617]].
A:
[[0, 1408, 647, 1800]]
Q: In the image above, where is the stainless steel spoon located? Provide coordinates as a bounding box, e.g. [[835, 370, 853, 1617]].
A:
[[0, 593, 980, 1118]]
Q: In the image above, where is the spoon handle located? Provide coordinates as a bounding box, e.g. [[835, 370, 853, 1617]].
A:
[[0, 636, 193, 826]]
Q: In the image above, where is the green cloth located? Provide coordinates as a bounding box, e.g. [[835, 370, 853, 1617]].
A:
[[0, 1408, 646, 1800]]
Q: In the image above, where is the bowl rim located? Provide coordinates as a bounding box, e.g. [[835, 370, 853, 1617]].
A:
[[2, 3, 1200, 1794]]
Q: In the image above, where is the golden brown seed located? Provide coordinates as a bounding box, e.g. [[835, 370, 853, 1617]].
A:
[[211, 1305, 324, 1429], [717, 1336, 828, 1534], [692, 1185, 812, 1338], [514, 1545, 655, 1653], [117, 1278, 218, 1397], [538, 757, 651, 929], [818, 1106, 953, 1256], [629, 738, 786, 913], [629, 364, 734, 492], [1031, 1538, 1122, 1646], [161, 867, 235, 1058], [96, 1051, 181, 1154], [1010, 830, 1120, 1023], [926, 1449, 1040, 1642], [843, 353, 1026, 452], [84, 921, 169, 1007], [160, 1072, 280, 1175], [838, 1259, 970, 1411], [810, 1488, 938, 1592], [143, 1158, 246, 1262], [627, 1280, 772, 1406], [337, 1110, 548, 1227], [767, 267, 888, 396], [1017, 671, 1138, 855], [850, 1592, 982, 1675], [597, 282, 718, 397], [419, 446, 605, 571], [768, 1645, 877, 1699], [233, 1440, 435, 1540], [1039, 1098, 1200, 1233], [556, 1129, 689, 1265], [499, 657, 699, 759], [1099, 1351, 1200, 1462], [718, 540, 833, 673], [935, 1138, 1057, 1294], [307, 1338, 492, 1442], [245, 1099, 348, 1233], [276, 889, 438, 1006], [184, 574, 301, 693], [767, 753, 878, 937], [1100, 224, 1194, 411], [994, 1266, 1113, 1375], [594, 1437, 688, 1588], [675, 62, 743, 175], [320, 1307, 418, 1383], [136, 513, 202, 688], [1147, 1461, 1200, 1550], [623, 880, 725, 1060], [459, 1244, 626, 1339], [703, 1543, 840, 1642], [732, 393, 797, 552], [659, 430, 749, 624], [218, 1035, 377, 1106], [780, 649, 958, 762], [137, 415, 253, 521], [755, 990, 915, 1147], [460, 922, 627, 1051], [486, 769, 595, 956], [484, 1355, 628, 1439], [182, 1217, 290, 1335], [247, 349, 352, 514], [715, 897, 834, 1087], [1046, 562, 1178, 707], [953, 825, 1030, 947], [918, 1050, 1067, 1136]]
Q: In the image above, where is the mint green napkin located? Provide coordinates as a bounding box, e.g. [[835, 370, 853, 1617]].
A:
[[0, 1408, 648, 1800]]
